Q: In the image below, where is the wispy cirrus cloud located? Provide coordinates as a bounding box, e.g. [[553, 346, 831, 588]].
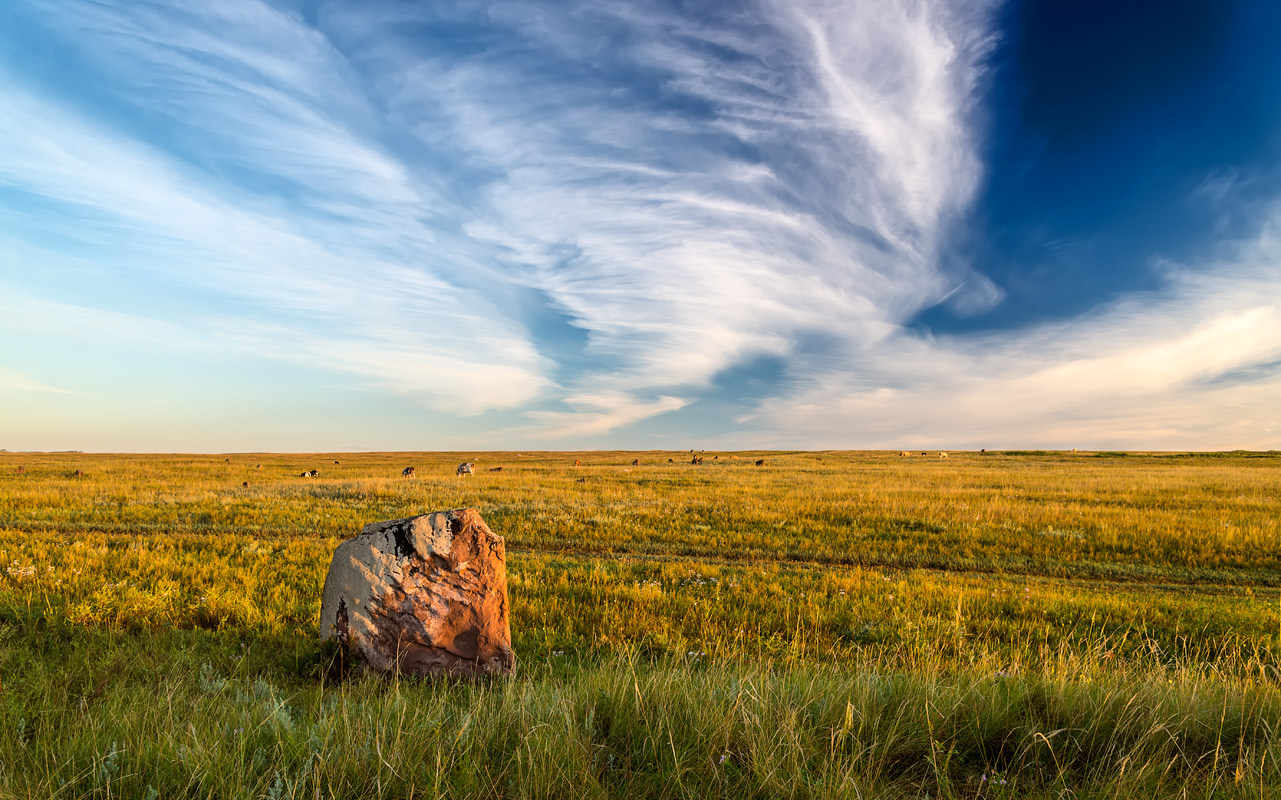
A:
[[2, 0, 553, 414], [739, 211, 1281, 450], [5, 0, 1002, 442], [2, 0, 1278, 450], [350, 0, 1000, 420]]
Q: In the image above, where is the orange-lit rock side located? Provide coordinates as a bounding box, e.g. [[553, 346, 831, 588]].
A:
[[319, 508, 514, 677]]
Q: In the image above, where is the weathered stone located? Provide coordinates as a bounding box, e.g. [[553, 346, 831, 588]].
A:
[[319, 508, 514, 677]]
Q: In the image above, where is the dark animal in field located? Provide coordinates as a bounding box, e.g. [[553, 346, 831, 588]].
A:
[[457, 462, 475, 477], [333, 460, 340, 464], [300, 469, 319, 478], [224, 458, 230, 463], [402, 466, 416, 479], [755, 459, 764, 466], [668, 458, 673, 463], [489, 466, 503, 472], [72, 469, 84, 477], [691, 456, 703, 465], [979, 449, 986, 454], [15, 466, 24, 474], [242, 481, 250, 489], [576, 477, 586, 483], [255, 464, 262, 469], [574, 459, 581, 466], [714, 455, 718, 460], [631, 458, 639, 466], [921, 452, 928, 456]]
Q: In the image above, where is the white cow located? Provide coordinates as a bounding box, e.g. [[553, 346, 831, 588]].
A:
[[457, 462, 475, 477], [939, 452, 949, 460]]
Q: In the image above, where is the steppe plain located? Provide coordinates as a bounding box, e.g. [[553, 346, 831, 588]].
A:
[[0, 450, 1278, 798]]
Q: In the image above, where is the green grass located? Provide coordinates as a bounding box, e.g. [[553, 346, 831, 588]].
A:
[[1, 450, 1279, 798]]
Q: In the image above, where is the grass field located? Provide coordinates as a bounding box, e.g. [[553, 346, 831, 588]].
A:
[[1, 450, 1279, 798]]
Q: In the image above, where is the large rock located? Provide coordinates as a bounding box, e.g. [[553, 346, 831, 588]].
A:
[[319, 508, 514, 677]]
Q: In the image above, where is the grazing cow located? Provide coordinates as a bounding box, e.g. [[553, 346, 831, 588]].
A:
[[921, 452, 928, 456], [574, 459, 581, 466], [900, 451, 911, 457], [402, 466, 416, 479], [755, 459, 764, 466], [73, 469, 84, 477], [224, 458, 230, 463], [714, 455, 718, 460], [1071, 448, 1078, 453], [242, 481, 250, 489], [15, 465, 24, 474], [457, 462, 475, 477], [668, 458, 673, 463], [691, 456, 702, 465], [489, 466, 503, 472], [939, 452, 949, 460], [979, 449, 986, 454], [255, 464, 262, 469], [631, 458, 639, 466], [300, 469, 319, 477], [333, 460, 340, 464]]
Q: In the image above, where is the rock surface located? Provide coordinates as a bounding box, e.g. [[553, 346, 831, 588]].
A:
[[319, 508, 514, 677]]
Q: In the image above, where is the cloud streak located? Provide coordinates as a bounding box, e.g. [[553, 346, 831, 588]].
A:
[[741, 212, 1281, 450]]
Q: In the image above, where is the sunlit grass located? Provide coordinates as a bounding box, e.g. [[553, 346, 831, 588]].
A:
[[1, 450, 1279, 798]]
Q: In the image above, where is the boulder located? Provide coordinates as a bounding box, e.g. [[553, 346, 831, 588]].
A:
[[319, 508, 514, 677]]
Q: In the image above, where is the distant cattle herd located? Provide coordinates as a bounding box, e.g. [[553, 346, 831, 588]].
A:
[[7, 449, 1047, 485]]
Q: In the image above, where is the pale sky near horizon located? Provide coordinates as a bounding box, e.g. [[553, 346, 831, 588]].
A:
[[3, 0, 1280, 452]]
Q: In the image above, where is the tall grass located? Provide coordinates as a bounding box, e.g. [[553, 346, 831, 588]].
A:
[[1, 632, 1277, 799], [1, 451, 1279, 798]]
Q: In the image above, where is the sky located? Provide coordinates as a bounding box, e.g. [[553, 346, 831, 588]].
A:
[[2, 0, 1280, 453]]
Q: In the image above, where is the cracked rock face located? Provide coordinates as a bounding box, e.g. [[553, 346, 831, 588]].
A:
[[319, 508, 514, 677]]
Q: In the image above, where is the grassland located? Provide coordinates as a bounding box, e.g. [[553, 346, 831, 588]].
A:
[[1, 450, 1279, 798]]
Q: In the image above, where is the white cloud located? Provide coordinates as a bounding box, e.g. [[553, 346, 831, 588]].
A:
[[4, 0, 1278, 449], [0, 1, 554, 414], [366, 0, 998, 433], [740, 212, 1281, 450], [521, 393, 689, 439]]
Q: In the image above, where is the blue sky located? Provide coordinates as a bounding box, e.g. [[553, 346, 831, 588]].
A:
[[2, 0, 1280, 452]]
